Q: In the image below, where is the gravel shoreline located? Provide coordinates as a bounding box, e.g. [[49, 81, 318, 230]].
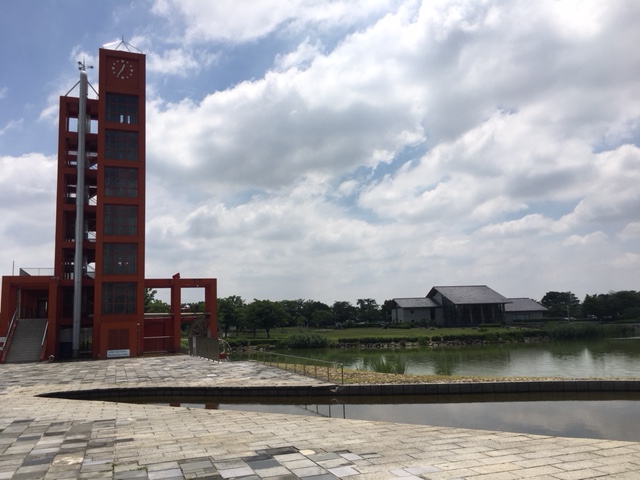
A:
[[269, 362, 640, 384]]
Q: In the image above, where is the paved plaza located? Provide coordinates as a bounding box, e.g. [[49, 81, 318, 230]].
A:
[[1, 356, 639, 479]]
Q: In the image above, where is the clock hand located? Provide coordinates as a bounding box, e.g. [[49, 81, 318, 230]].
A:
[[117, 64, 125, 77]]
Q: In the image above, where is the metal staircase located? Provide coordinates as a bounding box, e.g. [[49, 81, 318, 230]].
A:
[[4, 318, 47, 363]]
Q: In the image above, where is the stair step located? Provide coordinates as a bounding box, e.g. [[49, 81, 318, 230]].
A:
[[4, 319, 48, 363]]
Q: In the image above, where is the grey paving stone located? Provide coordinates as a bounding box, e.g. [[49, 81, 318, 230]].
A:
[[2, 358, 640, 480], [290, 465, 329, 477], [114, 470, 149, 479], [299, 474, 338, 480], [327, 465, 359, 477]]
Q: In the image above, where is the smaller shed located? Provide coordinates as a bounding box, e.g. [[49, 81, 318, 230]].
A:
[[505, 298, 547, 322], [390, 297, 439, 324]]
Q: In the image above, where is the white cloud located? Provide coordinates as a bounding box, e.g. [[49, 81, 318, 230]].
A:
[[0, 154, 56, 268], [0, 119, 23, 137], [147, 48, 220, 76], [274, 38, 325, 71], [562, 231, 608, 247], [610, 253, 640, 270], [151, 0, 405, 43], [567, 145, 640, 225], [477, 214, 560, 237], [618, 222, 640, 241], [2, 0, 640, 305], [139, 0, 640, 303]]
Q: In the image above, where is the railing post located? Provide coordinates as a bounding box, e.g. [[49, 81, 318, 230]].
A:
[[244, 351, 344, 384]]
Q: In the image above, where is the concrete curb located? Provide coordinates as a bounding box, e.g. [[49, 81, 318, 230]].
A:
[[39, 379, 640, 402]]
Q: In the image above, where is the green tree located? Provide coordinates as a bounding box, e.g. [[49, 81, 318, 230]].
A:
[[217, 295, 245, 336], [541, 291, 580, 318], [609, 290, 640, 319], [582, 293, 609, 320], [278, 299, 331, 327], [302, 300, 333, 326], [243, 299, 290, 338], [332, 301, 357, 325], [575, 291, 640, 321], [357, 298, 381, 324], [144, 288, 170, 313], [381, 299, 396, 322], [311, 309, 334, 328], [279, 299, 306, 326]]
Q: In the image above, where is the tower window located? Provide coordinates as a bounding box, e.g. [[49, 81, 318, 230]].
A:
[[106, 93, 138, 124], [102, 282, 136, 314], [103, 205, 137, 236], [103, 243, 137, 275], [105, 130, 138, 161], [105, 167, 138, 197]]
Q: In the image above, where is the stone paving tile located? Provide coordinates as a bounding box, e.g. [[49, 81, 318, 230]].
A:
[[1, 357, 640, 479]]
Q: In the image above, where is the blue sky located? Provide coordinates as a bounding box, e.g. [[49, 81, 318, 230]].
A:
[[1, 0, 639, 306]]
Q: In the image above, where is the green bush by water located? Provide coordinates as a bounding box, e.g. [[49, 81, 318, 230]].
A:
[[548, 322, 634, 340], [211, 322, 633, 351], [366, 356, 408, 374], [282, 333, 333, 349]]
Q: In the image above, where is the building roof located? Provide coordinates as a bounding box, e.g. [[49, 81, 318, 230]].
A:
[[428, 285, 508, 305], [505, 298, 548, 312], [392, 297, 439, 309]]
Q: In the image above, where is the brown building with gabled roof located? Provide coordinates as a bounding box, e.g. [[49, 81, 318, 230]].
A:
[[427, 285, 509, 325], [391, 286, 547, 326]]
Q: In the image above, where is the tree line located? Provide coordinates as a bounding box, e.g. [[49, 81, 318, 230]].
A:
[[144, 289, 640, 338], [145, 291, 393, 337], [541, 290, 640, 320]]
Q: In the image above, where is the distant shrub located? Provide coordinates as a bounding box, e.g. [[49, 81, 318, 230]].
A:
[[283, 333, 332, 349], [602, 324, 635, 337], [335, 336, 420, 345], [389, 323, 412, 329], [548, 323, 602, 340], [368, 357, 407, 374], [226, 338, 277, 348]]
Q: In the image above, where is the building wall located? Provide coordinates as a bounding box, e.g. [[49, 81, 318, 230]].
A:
[[506, 311, 545, 322], [391, 307, 433, 324], [93, 48, 147, 359]]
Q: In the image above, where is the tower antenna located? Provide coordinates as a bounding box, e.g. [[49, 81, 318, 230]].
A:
[[108, 36, 142, 53]]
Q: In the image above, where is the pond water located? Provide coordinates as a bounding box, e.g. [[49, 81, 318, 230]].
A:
[[107, 338, 640, 442], [221, 398, 640, 442], [126, 392, 640, 442], [277, 337, 640, 378]]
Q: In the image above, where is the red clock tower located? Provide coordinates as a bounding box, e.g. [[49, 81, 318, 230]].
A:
[[95, 48, 147, 357], [1, 43, 216, 362]]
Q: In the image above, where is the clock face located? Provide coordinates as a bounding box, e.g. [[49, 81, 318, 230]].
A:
[[111, 59, 135, 80]]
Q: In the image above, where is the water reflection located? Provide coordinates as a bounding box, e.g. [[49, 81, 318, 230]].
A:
[[118, 392, 640, 442], [284, 338, 640, 378]]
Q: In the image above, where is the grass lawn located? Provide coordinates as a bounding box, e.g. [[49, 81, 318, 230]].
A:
[[322, 326, 521, 340], [219, 325, 529, 342]]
